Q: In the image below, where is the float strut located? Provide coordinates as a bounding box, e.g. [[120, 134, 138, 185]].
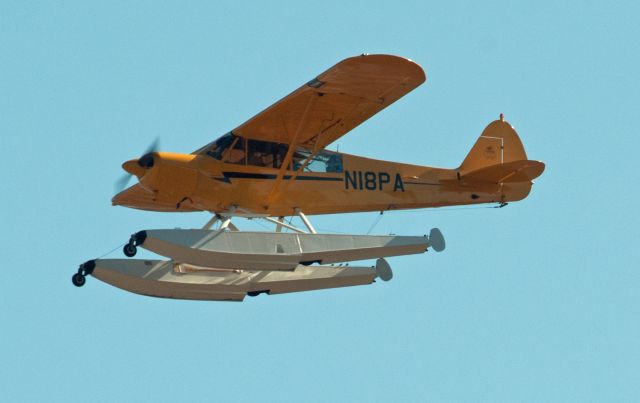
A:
[[295, 208, 316, 234]]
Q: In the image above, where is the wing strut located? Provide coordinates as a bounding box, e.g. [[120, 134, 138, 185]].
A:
[[266, 92, 320, 206]]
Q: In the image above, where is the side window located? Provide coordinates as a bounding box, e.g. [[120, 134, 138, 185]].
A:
[[293, 149, 343, 173], [248, 140, 288, 168], [325, 152, 344, 173]]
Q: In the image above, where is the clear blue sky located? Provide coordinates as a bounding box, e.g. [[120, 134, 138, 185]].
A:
[[2, 1, 639, 402]]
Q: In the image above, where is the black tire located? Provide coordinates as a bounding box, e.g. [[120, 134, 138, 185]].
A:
[[72, 273, 86, 287], [123, 243, 137, 257]]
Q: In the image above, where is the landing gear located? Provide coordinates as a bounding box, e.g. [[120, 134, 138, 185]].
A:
[[72, 272, 86, 287], [123, 242, 137, 257], [72, 260, 95, 288], [123, 231, 147, 257]]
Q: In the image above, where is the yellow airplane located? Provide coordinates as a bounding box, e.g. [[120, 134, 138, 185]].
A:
[[73, 54, 545, 299], [112, 54, 544, 219]]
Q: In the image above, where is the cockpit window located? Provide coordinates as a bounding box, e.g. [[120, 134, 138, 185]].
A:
[[206, 132, 234, 161], [205, 133, 342, 172], [226, 136, 246, 165], [204, 133, 246, 165], [247, 139, 288, 168]]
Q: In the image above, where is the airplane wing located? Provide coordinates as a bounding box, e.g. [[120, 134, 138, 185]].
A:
[[195, 54, 425, 152]]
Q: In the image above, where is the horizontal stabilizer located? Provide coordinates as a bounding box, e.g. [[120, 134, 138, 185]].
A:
[[461, 160, 545, 184]]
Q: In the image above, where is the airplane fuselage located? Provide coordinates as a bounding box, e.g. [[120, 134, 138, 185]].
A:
[[112, 150, 533, 216]]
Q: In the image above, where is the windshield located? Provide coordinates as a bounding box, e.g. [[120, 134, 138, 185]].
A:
[[205, 132, 234, 160]]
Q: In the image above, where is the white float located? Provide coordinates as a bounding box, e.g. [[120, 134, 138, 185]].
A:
[[84, 259, 384, 301], [130, 228, 444, 271]]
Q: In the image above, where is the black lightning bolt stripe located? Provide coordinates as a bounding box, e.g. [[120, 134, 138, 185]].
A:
[[216, 171, 343, 183]]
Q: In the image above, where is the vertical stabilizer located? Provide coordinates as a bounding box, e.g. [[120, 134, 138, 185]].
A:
[[459, 116, 528, 176]]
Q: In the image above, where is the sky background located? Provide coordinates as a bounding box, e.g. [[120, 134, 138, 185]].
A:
[[2, 1, 639, 401]]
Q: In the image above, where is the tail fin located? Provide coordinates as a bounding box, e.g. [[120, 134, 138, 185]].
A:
[[458, 116, 528, 176], [458, 116, 544, 186]]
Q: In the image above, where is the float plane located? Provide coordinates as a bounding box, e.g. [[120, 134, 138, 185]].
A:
[[72, 54, 544, 301]]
